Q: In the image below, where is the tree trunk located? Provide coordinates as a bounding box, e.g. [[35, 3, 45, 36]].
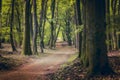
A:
[[10, 0, 17, 51], [111, 0, 118, 50], [75, 0, 82, 57], [65, 16, 72, 46], [41, 0, 48, 49], [80, 1, 88, 67], [15, 5, 22, 47], [62, 31, 66, 41], [22, 0, 32, 55], [33, 0, 38, 54], [39, 0, 45, 53], [0, 0, 2, 48], [50, 0, 56, 49], [82, 0, 113, 77], [106, 0, 112, 52], [118, 0, 120, 48], [54, 24, 61, 47]]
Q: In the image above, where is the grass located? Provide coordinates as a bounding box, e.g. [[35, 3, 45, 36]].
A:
[[61, 53, 78, 68]]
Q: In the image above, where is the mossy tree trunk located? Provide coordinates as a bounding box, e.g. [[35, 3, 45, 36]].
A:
[[82, 0, 113, 77], [80, 1, 89, 67], [22, 0, 32, 55]]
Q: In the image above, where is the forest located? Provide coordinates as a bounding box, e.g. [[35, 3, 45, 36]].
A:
[[0, 0, 120, 80]]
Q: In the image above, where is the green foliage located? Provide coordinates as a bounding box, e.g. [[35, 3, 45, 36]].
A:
[[75, 25, 84, 34]]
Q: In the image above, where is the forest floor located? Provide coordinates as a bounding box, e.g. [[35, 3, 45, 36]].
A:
[[48, 50, 120, 80], [0, 43, 120, 80], [0, 42, 77, 80]]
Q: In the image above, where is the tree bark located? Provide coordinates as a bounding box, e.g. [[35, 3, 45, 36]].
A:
[[22, 0, 32, 55], [82, 0, 113, 77], [111, 0, 118, 50], [15, 5, 22, 47], [33, 0, 38, 54], [50, 0, 56, 48], [80, 1, 88, 67], [75, 0, 82, 57], [10, 0, 17, 51], [106, 0, 112, 52], [0, 0, 2, 48], [65, 11, 72, 46], [118, 0, 120, 48], [39, 0, 45, 53]]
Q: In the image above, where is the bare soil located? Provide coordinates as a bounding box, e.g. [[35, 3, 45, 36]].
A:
[[0, 43, 76, 80]]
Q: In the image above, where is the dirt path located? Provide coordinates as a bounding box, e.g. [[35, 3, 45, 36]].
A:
[[0, 46, 76, 80]]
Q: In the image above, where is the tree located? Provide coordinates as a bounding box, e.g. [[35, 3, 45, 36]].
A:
[[0, 0, 2, 48], [22, 0, 32, 55], [118, 0, 120, 48], [65, 10, 72, 46], [81, 0, 113, 77], [106, 0, 112, 51], [10, 0, 17, 51], [50, 0, 56, 49], [15, 1, 23, 47], [111, 0, 118, 50], [39, 0, 48, 53], [80, 0, 88, 67], [75, 0, 82, 57], [33, 0, 38, 54]]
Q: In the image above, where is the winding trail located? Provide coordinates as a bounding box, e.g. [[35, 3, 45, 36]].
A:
[[0, 46, 76, 80]]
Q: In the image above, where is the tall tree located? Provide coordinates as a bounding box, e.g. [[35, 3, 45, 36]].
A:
[[15, 3, 22, 47], [50, 0, 56, 48], [33, 0, 38, 54], [82, 0, 113, 77], [75, 0, 82, 57], [10, 0, 17, 51], [39, 0, 48, 53], [65, 10, 72, 46], [22, 0, 32, 55], [41, 0, 48, 49], [106, 0, 112, 51], [0, 0, 2, 48], [111, 0, 118, 50], [118, 0, 120, 48]]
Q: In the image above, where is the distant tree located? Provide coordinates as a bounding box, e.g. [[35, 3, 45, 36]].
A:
[[50, 0, 56, 49], [65, 10, 72, 46], [111, 0, 118, 50], [39, 0, 48, 53], [22, 0, 32, 55], [15, 1, 23, 47], [10, 0, 17, 51]]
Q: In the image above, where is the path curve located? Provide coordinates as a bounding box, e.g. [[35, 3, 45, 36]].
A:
[[0, 46, 76, 80]]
